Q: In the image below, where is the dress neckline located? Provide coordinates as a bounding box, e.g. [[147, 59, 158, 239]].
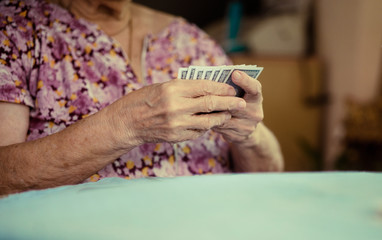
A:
[[76, 14, 184, 85], [46, 0, 185, 85]]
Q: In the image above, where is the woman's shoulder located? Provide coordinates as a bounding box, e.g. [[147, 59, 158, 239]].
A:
[[0, 0, 75, 30]]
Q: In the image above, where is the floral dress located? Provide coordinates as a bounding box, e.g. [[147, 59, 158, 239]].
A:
[[0, 0, 233, 181]]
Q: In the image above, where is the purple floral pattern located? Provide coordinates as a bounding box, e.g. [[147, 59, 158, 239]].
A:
[[0, 0, 232, 182]]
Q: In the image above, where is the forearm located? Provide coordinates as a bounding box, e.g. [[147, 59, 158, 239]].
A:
[[0, 108, 133, 195], [230, 122, 284, 172], [0, 79, 244, 195]]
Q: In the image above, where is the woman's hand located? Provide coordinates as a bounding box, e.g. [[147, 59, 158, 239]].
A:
[[212, 70, 283, 172], [212, 71, 264, 146], [104, 79, 247, 150]]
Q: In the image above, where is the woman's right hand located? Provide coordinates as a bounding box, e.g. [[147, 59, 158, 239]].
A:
[[103, 79, 247, 150], [0, 79, 245, 194]]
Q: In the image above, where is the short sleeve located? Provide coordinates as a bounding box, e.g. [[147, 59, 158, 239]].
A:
[[0, 5, 36, 108]]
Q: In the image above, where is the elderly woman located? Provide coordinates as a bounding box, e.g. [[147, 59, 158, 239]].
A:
[[0, 0, 283, 195]]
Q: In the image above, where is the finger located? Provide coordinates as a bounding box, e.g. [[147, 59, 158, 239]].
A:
[[212, 119, 257, 138], [178, 79, 237, 97], [229, 102, 264, 120], [189, 95, 246, 113], [188, 111, 232, 130], [213, 127, 245, 137], [231, 71, 262, 96], [213, 122, 254, 136], [173, 129, 207, 143]]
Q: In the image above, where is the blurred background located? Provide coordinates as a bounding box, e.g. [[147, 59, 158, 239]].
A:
[[136, 0, 382, 172]]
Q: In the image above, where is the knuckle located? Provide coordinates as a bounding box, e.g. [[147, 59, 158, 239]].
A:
[[229, 99, 241, 111], [162, 98, 178, 116], [204, 116, 212, 129], [199, 116, 211, 130], [247, 109, 263, 122], [202, 81, 212, 93], [204, 114, 226, 129], [258, 107, 264, 119], [258, 112, 264, 122], [167, 118, 179, 130], [215, 115, 225, 127], [165, 85, 175, 97], [161, 81, 177, 96], [203, 95, 215, 112], [259, 95, 264, 103], [202, 80, 216, 95], [167, 101, 178, 114], [255, 81, 263, 95], [254, 110, 264, 122]]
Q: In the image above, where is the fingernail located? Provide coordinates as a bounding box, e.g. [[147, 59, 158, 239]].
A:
[[238, 100, 246, 109], [234, 71, 242, 81]]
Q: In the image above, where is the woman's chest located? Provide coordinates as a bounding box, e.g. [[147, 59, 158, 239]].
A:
[[30, 26, 182, 124]]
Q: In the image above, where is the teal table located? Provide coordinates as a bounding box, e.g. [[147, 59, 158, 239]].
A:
[[0, 172, 381, 239]]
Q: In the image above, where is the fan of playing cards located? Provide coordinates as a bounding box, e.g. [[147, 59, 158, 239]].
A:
[[178, 65, 263, 98]]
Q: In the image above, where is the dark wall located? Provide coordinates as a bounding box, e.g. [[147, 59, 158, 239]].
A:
[[135, 0, 262, 27]]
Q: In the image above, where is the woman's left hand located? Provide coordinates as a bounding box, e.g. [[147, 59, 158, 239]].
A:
[[212, 70, 263, 146]]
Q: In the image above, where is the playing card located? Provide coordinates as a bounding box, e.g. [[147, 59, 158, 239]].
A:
[[224, 66, 263, 97], [185, 66, 197, 80], [210, 69, 222, 81], [195, 67, 205, 80], [202, 67, 215, 80], [178, 64, 263, 97], [178, 67, 188, 79], [216, 67, 233, 83]]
